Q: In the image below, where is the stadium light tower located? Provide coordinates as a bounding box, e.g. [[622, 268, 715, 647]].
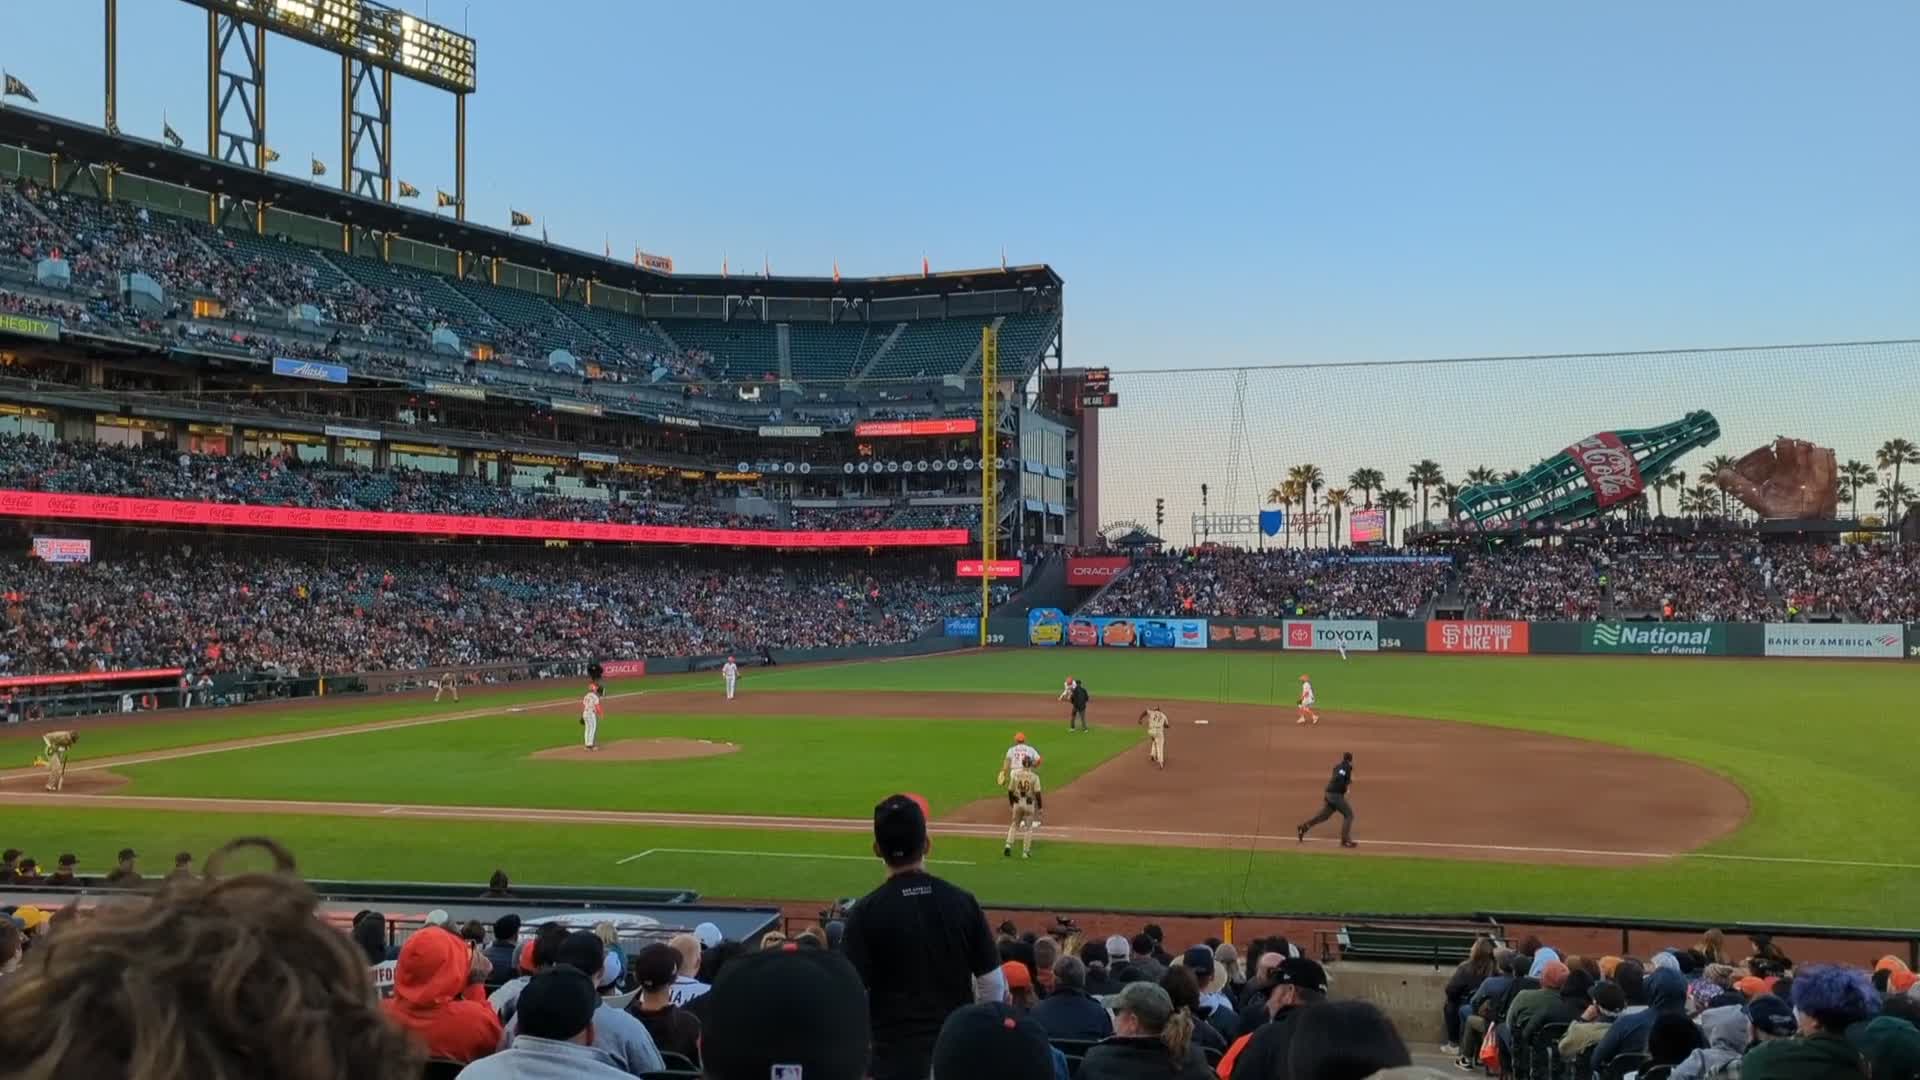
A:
[[136, 0, 476, 217]]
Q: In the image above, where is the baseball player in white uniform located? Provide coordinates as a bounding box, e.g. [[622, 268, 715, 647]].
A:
[[433, 671, 460, 702], [581, 680, 603, 750], [722, 656, 739, 700], [1002, 731, 1041, 774], [1297, 674, 1319, 726], [1138, 707, 1170, 768]]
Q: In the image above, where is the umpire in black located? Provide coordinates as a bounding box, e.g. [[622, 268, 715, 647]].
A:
[[1296, 752, 1357, 848]]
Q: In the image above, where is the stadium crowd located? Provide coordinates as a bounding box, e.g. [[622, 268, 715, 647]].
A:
[[5, 824, 1920, 1080], [1086, 549, 1449, 620], [0, 434, 968, 533], [0, 549, 979, 678]]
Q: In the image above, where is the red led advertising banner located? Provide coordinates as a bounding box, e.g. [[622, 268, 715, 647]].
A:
[[955, 559, 1023, 578], [0, 666, 185, 690], [853, 418, 979, 437], [0, 490, 968, 550]]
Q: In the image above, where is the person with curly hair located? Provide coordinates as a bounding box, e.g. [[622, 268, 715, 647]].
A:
[[1741, 965, 1876, 1080], [0, 837, 422, 1080]]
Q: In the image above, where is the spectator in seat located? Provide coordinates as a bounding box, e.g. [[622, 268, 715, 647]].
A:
[[1455, 949, 1525, 1067], [1218, 957, 1329, 1079], [482, 915, 521, 991], [1182, 945, 1240, 1040], [482, 870, 512, 898], [933, 1002, 1059, 1080], [1079, 981, 1215, 1080], [1849, 1015, 1920, 1080], [1, 849, 18, 883], [12, 857, 40, 884], [0, 837, 420, 1079], [666, 931, 710, 1005], [43, 854, 78, 887], [626, 942, 702, 1065], [1286, 1000, 1412, 1080], [1504, 960, 1570, 1054], [1443, 937, 1499, 1055], [1004, 959, 1040, 1014], [499, 931, 662, 1076], [456, 967, 631, 1080], [1127, 933, 1168, 982], [103, 848, 140, 887], [1559, 980, 1628, 1061], [352, 911, 392, 965], [167, 851, 195, 880], [382, 924, 501, 1064], [701, 945, 870, 1080], [1671, 1001, 1751, 1080], [1647, 1011, 1708, 1072], [1743, 967, 1878, 1080], [1594, 965, 1688, 1075], [1160, 965, 1228, 1056], [1031, 955, 1115, 1042], [1033, 935, 1060, 996], [1518, 968, 1591, 1054], [842, 793, 1002, 1080], [489, 923, 569, 1019]]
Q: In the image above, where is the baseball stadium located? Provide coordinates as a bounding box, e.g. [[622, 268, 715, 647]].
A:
[[1, 5, 1919, 1079]]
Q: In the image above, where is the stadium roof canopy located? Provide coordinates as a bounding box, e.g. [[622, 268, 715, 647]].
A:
[[0, 106, 1061, 303]]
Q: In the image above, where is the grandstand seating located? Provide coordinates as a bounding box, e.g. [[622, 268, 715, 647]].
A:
[[788, 320, 878, 383], [654, 318, 780, 381]]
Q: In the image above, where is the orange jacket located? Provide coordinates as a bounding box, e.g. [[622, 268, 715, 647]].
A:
[[381, 928, 501, 1063]]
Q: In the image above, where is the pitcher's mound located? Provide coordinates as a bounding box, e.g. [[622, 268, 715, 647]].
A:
[[0, 769, 130, 794], [530, 739, 739, 763]]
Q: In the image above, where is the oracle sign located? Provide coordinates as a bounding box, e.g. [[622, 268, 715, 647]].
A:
[[955, 559, 1023, 578], [854, 418, 979, 437], [599, 660, 648, 678], [1427, 620, 1531, 654], [1066, 556, 1130, 584], [0, 489, 969, 551]]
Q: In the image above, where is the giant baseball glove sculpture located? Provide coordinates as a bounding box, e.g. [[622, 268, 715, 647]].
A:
[[1712, 437, 1839, 520]]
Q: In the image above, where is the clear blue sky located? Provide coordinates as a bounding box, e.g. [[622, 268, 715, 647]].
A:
[[4, 0, 1917, 374]]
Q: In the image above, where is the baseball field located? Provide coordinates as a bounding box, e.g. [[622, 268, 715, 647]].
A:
[[2, 648, 1915, 927]]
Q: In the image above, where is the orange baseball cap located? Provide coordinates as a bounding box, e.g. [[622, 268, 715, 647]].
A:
[[1014, 732, 1026, 744], [1001, 960, 1034, 990], [1300, 674, 1311, 681]]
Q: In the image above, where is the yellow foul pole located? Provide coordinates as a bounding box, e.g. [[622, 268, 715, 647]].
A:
[[978, 325, 999, 646]]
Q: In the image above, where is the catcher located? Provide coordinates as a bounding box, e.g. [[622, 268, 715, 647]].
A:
[[35, 730, 78, 793], [998, 759, 1044, 860], [1138, 706, 1170, 769]]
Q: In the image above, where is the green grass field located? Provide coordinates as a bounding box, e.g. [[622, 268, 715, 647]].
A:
[[9, 650, 1918, 927]]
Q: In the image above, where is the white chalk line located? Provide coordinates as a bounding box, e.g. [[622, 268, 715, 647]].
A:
[[616, 847, 974, 867], [2, 789, 1914, 872]]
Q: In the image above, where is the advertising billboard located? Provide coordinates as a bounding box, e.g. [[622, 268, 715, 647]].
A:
[[31, 537, 92, 563], [854, 418, 979, 437], [955, 559, 1023, 578], [0, 311, 61, 341], [272, 357, 350, 384], [1060, 615, 1207, 648], [1584, 622, 1725, 656], [1028, 608, 1066, 646], [1427, 620, 1530, 654], [1349, 508, 1386, 545], [1283, 620, 1380, 652], [1066, 556, 1131, 585], [1762, 623, 1904, 659], [599, 660, 648, 678], [0, 490, 970, 550], [943, 617, 981, 638]]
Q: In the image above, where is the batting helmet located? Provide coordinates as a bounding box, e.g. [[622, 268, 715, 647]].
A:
[[1014, 732, 1027, 744]]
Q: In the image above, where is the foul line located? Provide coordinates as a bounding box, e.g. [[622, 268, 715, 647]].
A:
[[616, 848, 975, 867], [1, 789, 1914, 872]]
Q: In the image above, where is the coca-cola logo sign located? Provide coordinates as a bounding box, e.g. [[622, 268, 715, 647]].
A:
[[1562, 432, 1645, 509]]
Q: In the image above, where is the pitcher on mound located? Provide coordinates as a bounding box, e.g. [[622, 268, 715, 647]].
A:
[[581, 679, 603, 751]]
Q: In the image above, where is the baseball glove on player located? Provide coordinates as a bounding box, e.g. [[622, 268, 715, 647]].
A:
[[1713, 437, 1839, 520]]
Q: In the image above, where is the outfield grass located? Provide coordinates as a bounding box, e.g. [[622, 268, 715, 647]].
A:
[[12, 649, 1920, 926]]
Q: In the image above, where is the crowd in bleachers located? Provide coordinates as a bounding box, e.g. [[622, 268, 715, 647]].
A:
[[1086, 549, 1450, 620], [1084, 541, 1918, 625], [6, 831, 1920, 1080], [0, 548, 980, 678], [1441, 931, 1920, 1080]]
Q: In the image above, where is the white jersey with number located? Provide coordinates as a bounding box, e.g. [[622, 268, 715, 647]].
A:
[[1300, 682, 1315, 707], [1143, 710, 1169, 737], [582, 690, 602, 721], [722, 662, 738, 682], [1005, 744, 1040, 770]]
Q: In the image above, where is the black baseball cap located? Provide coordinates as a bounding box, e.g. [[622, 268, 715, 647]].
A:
[[117, 848, 136, 861], [703, 945, 870, 1080], [1747, 993, 1796, 1038], [873, 793, 930, 864], [57, 854, 76, 867], [516, 967, 600, 1041], [1272, 956, 1329, 993], [933, 1003, 1054, 1080]]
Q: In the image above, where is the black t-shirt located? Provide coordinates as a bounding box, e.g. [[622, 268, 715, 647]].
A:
[[1326, 760, 1352, 796], [843, 870, 998, 1057], [1070, 685, 1090, 708]]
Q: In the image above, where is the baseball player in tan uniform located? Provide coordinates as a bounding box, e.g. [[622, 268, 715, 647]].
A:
[[433, 671, 460, 703], [1139, 706, 1170, 769], [1001, 763, 1044, 859], [36, 730, 77, 792]]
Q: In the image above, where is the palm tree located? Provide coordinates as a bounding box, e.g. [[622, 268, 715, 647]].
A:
[[1686, 482, 1718, 520], [1839, 460, 1876, 520], [1288, 464, 1324, 545], [1324, 487, 1350, 547], [1269, 478, 1306, 547], [1500, 469, 1522, 484], [1433, 482, 1462, 522], [1347, 468, 1385, 509], [1703, 454, 1737, 516], [1406, 460, 1445, 524], [1646, 469, 1684, 518], [1464, 466, 1497, 487], [1379, 489, 1413, 546], [1876, 481, 1916, 523], [1878, 439, 1918, 534]]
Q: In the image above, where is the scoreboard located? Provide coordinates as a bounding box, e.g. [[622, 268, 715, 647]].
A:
[[1079, 367, 1117, 409]]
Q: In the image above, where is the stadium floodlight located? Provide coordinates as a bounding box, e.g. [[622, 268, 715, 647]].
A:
[[184, 0, 475, 93]]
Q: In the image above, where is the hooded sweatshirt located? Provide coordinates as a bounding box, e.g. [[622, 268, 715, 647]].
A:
[[1671, 1004, 1751, 1080], [380, 928, 502, 1063], [1741, 1032, 1865, 1080], [1593, 968, 1687, 1074]]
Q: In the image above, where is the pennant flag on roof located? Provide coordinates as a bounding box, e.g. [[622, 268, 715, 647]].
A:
[[397, 180, 420, 198], [2, 73, 37, 104], [509, 210, 533, 228], [263, 146, 282, 164], [162, 120, 184, 149], [310, 156, 327, 177], [436, 189, 456, 208]]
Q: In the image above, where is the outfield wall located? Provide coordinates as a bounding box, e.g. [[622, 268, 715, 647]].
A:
[[1023, 610, 1916, 660]]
